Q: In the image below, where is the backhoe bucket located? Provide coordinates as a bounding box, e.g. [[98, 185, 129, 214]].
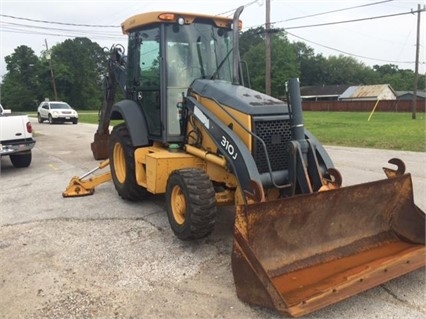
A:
[[232, 173, 425, 317], [91, 132, 109, 160]]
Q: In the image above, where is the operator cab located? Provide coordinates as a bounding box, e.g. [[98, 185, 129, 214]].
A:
[[122, 12, 237, 143]]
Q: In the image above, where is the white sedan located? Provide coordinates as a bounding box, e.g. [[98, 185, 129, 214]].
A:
[[37, 101, 78, 124]]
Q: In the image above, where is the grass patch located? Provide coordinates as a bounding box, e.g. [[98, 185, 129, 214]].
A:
[[77, 112, 123, 126], [78, 112, 101, 124], [304, 112, 426, 152]]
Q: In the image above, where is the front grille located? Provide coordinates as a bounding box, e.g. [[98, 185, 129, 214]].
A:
[[253, 117, 292, 174]]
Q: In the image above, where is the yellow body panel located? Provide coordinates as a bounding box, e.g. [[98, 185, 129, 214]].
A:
[[134, 146, 203, 194], [194, 94, 252, 151]]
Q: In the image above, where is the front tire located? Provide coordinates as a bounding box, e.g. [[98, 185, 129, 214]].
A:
[[109, 123, 148, 201], [10, 152, 32, 168], [166, 168, 217, 240], [48, 114, 54, 124]]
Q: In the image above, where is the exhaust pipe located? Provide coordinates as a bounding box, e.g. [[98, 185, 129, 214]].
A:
[[232, 6, 244, 85]]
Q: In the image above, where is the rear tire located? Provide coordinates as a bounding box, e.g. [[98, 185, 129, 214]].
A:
[[37, 113, 43, 123], [166, 168, 217, 240], [109, 123, 148, 201], [10, 152, 32, 168]]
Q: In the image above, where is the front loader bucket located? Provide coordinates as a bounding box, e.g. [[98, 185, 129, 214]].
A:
[[232, 173, 425, 317]]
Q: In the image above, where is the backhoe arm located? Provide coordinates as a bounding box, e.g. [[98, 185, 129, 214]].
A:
[[91, 45, 128, 160]]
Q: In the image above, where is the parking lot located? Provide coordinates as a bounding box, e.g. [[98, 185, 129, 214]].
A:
[[0, 119, 425, 319]]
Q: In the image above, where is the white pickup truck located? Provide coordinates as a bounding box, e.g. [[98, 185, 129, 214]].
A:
[[0, 104, 36, 168]]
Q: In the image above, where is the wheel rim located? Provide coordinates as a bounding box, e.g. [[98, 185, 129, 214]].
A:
[[171, 185, 186, 225], [113, 142, 126, 184]]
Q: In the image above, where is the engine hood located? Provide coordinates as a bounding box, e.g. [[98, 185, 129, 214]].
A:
[[189, 79, 289, 116]]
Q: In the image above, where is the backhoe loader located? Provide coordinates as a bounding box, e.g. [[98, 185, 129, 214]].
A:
[[63, 7, 425, 317]]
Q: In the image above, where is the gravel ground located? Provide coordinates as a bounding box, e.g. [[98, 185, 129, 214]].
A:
[[0, 120, 425, 319]]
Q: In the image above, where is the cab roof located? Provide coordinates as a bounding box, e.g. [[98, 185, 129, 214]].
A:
[[121, 11, 240, 34]]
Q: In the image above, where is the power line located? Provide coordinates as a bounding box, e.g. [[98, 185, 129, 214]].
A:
[[0, 21, 121, 37], [216, 0, 261, 17], [283, 9, 425, 30], [0, 27, 123, 41], [276, 0, 394, 23], [1, 5, 423, 67], [286, 30, 421, 65], [0, 0, 394, 29], [0, 29, 123, 42], [0, 20, 123, 41], [240, 6, 425, 65], [0, 14, 118, 28], [3, 5, 421, 35]]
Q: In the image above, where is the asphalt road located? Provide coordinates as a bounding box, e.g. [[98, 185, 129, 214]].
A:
[[0, 119, 425, 319]]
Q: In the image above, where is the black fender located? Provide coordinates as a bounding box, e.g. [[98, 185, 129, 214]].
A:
[[110, 99, 150, 147]]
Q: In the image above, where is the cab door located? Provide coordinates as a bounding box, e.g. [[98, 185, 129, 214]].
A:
[[40, 102, 49, 118], [128, 27, 162, 139]]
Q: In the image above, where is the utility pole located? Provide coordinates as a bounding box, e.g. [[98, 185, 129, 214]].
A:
[[45, 39, 58, 101], [411, 4, 423, 120], [265, 0, 271, 95]]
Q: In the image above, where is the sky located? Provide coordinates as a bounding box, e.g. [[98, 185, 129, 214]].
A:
[[0, 0, 425, 81]]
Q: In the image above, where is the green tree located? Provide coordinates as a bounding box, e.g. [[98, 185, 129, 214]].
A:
[[241, 28, 299, 97], [292, 41, 329, 86], [372, 64, 425, 91], [239, 26, 265, 56], [48, 37, 107, 109], [321, 55, 374, 85], [0, 46, 40, 111], [270, 35, 299, 97]]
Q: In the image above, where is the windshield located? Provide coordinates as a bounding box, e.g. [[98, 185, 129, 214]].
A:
[[165, 21, 233, 136], [132, 21, 234, 138], [166, 21, 233, 87], [51, 103, 71, 110]]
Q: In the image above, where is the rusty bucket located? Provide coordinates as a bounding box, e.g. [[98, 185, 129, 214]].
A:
[[91, 132, 110, 160], [232, 173, 425, 317]]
